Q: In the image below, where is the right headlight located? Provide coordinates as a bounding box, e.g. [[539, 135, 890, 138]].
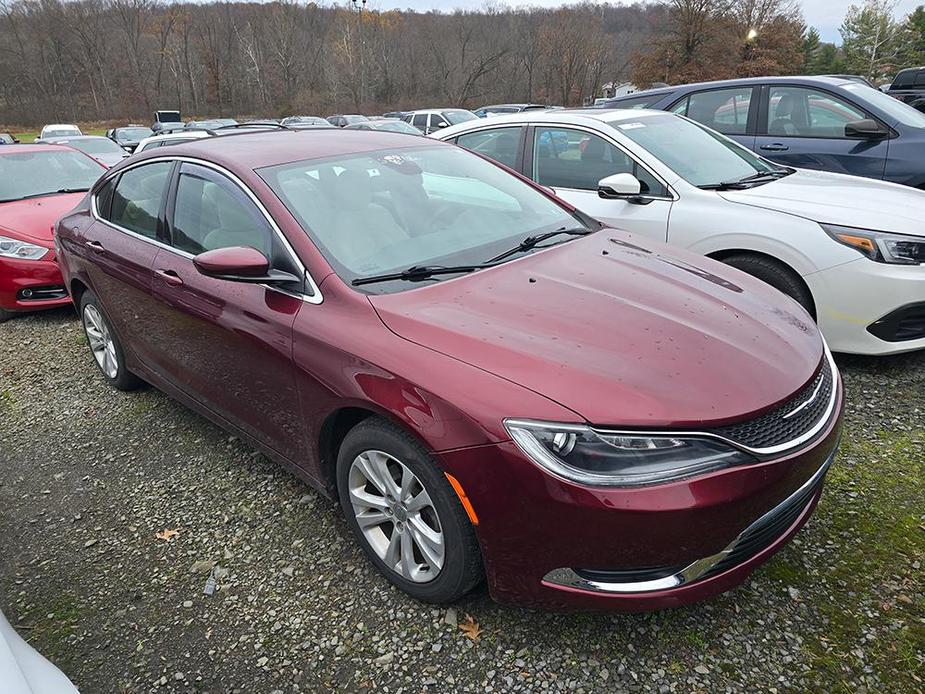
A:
[[504, 419, 756, 488], [0, 235, 48, 261], [821, 224, 925, 265]]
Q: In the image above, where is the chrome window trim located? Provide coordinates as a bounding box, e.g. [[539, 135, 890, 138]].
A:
[[90, 155, 323, 305], [542, 451, 834, 594]]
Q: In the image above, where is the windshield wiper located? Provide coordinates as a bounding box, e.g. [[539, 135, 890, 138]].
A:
[[699, 169, 792, 191], [6, 187, 91, 202], [352, 263, 498, 287], [487, 227, 591, 264]]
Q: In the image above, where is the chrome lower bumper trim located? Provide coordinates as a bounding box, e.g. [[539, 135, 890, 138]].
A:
[[542, 453, 834, 595]]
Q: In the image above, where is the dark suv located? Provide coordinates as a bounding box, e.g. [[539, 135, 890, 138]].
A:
[[886, 67, 925, 111], [605, 76, 925, 188]]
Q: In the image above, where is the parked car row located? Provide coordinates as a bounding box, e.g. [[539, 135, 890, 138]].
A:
[[0, 84, 920, 616]]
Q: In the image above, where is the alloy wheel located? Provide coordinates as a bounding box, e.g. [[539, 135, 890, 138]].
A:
[[83, 304, 119, 379], [348, 450, 445, 583]]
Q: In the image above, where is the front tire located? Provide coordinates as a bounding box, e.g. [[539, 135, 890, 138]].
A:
[[721, 254, 815, 318], [80, 290, 141, 391], [0, 307, 12, 323], [336, 417, 483, 603]]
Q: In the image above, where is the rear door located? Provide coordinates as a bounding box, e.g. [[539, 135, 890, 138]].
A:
[[668, 86, 758, 151], [753, 84, 889, 179], [525, 124, 672, 241], [145, 161, 308, 459], [454, 126, 526, 172], [80, 161, 174, 366]]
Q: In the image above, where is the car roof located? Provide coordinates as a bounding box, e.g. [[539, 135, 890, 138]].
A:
[[127, 128, 448, 171], [42, 123, 80, 129], [438, 108, 667, 129], [44, 135, 107, 141]]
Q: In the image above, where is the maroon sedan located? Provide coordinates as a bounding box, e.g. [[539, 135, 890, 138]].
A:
[[55, 130, 842, 610], [0, 145, 106, 322]]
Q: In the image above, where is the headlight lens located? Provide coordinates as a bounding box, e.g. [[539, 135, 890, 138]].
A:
[[821, 224, 925, 265], [505, 420, 756, 487], [0, 235, 48, 261]]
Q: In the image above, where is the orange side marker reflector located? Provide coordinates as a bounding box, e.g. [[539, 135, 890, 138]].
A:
[[445, 472, 479, 526]]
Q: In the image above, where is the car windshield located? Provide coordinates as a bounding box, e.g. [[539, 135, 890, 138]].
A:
[[69, 138, 125, 155], [117, 127, 152, 141], [44, 128, 80, 138], [260, 146, 587, 293], [611, 113, 780, 187], [0, 150, 101, 201], [843, 83, 925, 128], [443, 110, 478, 125], [374, 121, 420, 134]]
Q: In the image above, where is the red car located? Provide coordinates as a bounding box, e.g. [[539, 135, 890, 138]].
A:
[[55, 131, 843, 610], [0, 144, 106, 322]]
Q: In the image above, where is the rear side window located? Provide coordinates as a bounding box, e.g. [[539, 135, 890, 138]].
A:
[[170, 162, 272, 256], [610, 94, 667, 109], [109, 162, 172, 239], [95, 177, 116, 219], [673, 88, 752, 135], [915, 71, 925, 87], [412, 114, 428, 128], [892, 70, 916, 89], [456, 127, 522, 169]]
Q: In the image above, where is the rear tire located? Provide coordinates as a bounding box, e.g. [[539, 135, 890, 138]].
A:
[[79, 290, 142, 391], [721, 254, 815, 317], [336, 417, 483, 603]]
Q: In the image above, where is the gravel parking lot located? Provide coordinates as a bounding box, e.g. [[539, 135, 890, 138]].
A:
[[1, 308, 923, 693]]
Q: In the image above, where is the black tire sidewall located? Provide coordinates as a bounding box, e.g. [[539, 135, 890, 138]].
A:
[[336, 418, 482, 603], [723, 255, 814, 316], [79, 290, 140, 391]]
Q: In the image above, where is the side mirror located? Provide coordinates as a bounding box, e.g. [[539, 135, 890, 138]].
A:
[[436, 121, 449, 129], [598, 172, 642, 200], [845, 118, 888, 138], [193, 246, 300, 285]]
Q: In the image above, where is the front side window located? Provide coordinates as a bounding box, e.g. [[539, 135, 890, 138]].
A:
[[843, 82, 925, 128], [532, 127, 666, 196], [611, 113, 780, 187], [109, 162, 172, 239], [0, 150, 102, 203], [259, 145, 587, 293], [674, 88, 753, 135], [443, 110, 478, 125], [456, 127, 522, 169], [767, 87, 866, 138], [170, 163, 272, 256]]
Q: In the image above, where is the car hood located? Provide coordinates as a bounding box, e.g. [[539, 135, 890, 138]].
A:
[[0, 193, 85, 245], [369, 231, 824, 427], [719, 169, 925, 237]]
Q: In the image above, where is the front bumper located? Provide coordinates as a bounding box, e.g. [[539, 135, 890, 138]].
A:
[[806, 257, 925, 355], [0, 254, 70, 313], [439, 381, 843, 611]]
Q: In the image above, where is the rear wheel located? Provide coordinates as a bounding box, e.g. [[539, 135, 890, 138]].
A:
[[721, 254, 815, 317], [79, 290, 141, 391], [336, 417, 482, 603]]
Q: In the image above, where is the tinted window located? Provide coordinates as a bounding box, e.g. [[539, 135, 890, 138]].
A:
[[412, 114, 428, 127], [673, 88, 752, 135], [171, 163, 272, 256], [892, 70, 916, 89], [430, 115, 449, 129], [608, 94, 667, 109], [915, 71, 925, 87], [109, 162, 172, 239], [767, 87, 866, 137], [456, 128, 521, 169], [96, 177, 116, 219], [532, 127, 666, 195]]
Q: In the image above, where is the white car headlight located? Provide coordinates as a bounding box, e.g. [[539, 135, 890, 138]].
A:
[[822, 224, 925, 265], [504, 419, 756, 487], [0, 236, 48, 261]]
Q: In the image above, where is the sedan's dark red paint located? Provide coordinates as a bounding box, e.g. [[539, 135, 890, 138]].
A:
[[55, 130, 842, 610]]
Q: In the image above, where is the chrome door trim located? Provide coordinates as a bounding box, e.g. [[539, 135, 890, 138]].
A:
[[90, 155, 323, 305]]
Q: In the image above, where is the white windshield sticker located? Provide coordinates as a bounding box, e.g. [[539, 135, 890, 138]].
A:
[[617, 123, 646, 130]]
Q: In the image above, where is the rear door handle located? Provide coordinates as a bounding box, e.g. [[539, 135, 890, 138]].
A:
[[85, 240, 105, 252], [155, 269, 183, 286], [759, 143, 790, 152]]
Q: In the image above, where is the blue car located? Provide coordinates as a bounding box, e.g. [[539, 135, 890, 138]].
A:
[[602, 76, 925, 188]]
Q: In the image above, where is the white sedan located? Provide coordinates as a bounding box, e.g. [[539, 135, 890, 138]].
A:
[[0, 609, 78, 693], [434, 109, 925, 356]]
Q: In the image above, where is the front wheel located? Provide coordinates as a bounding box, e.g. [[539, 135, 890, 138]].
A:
[[80, 290, 142, 391], [721, 254, 815, 318], [336, 417, 483, 603], [0, 307, 12, 323]]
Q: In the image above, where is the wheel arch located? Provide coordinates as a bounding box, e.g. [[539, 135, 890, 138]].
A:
[[706, 248, 817, 319]]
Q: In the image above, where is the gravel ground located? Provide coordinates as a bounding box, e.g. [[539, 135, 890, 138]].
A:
[[1, 308, 923, 694]]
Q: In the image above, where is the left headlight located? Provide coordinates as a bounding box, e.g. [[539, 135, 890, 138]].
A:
[[0, 235, 48, 261], [821, 224, 925, 265], [504, 419, 756, 488]]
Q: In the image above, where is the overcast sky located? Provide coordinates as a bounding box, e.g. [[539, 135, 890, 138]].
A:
[[363, 1, 922, 43]]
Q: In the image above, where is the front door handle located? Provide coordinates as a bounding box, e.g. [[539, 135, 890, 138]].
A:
[[85, 240, 105, 252], [155, 269, 183, 287], [759, 143, 790, 152]]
